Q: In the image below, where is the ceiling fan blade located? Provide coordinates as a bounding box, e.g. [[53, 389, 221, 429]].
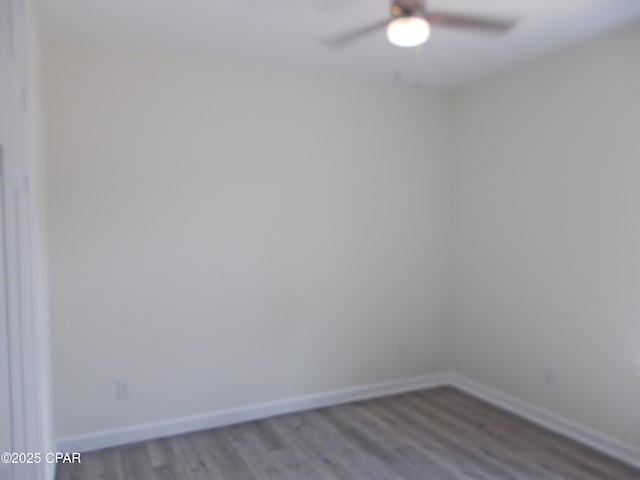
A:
[[322, 19, 391, 48], [315, 0, 361, 12], [426, 11, 517, 33]]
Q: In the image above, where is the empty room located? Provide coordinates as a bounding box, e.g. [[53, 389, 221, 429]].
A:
[[1, 0, 640, 479]]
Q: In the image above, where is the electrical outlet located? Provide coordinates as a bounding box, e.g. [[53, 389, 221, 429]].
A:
[[115, 381, 130, 400]]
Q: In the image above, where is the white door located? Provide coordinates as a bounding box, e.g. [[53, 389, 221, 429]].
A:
[[0, 148, 15, 480], [0, 0, 49, 473]]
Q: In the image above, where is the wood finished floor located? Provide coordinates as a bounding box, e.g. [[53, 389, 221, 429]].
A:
[[57, 387, 640, 480]]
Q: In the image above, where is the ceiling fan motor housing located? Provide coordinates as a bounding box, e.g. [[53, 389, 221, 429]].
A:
[[323, 0, 515, 49], [391, 0, 426, 18]]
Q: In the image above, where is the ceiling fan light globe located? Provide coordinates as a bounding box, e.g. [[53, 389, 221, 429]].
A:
[[387, 16, 430, 47]]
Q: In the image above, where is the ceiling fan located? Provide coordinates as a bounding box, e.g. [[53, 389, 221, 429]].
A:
[[323, 0, 517, 48]]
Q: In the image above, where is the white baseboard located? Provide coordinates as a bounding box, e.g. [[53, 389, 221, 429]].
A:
[[57, 370, 640, 471], [448, 372, 640, 470], [57, 371, 449, 453]]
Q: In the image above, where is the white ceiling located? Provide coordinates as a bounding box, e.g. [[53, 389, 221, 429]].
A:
[[35, 0, 640, 89]]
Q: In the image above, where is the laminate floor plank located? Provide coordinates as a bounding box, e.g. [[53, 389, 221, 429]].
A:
[[316, 406, 435, 480], [370, 401, 509, 479], [186, 431, 227, 480], [56, 387, 640, 480], [153, 464, 182, 480], [426, 389, 584, 471], [118, 443, 155, 480], [200, 427, 259, 480], [59, 448, 123, 480], [90, 448, 124, 480], [173, 433, 220, 480], [400, 393, 567, 480], [265, 417, 357, 480], [277, 410, 408, 480], [354, 398, 500, 479], [416, 391, 588, 480], [270, 445, 331, 480], [326, 403, 461, 480], [251, 420, 287, 452], [226, 425, 295, 480], [390, 393, 530, 479], [146, 438, 175, 469], [56, 455, 89, 480], [371, 397, 523, 480], [430, 388, 640, 480]]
